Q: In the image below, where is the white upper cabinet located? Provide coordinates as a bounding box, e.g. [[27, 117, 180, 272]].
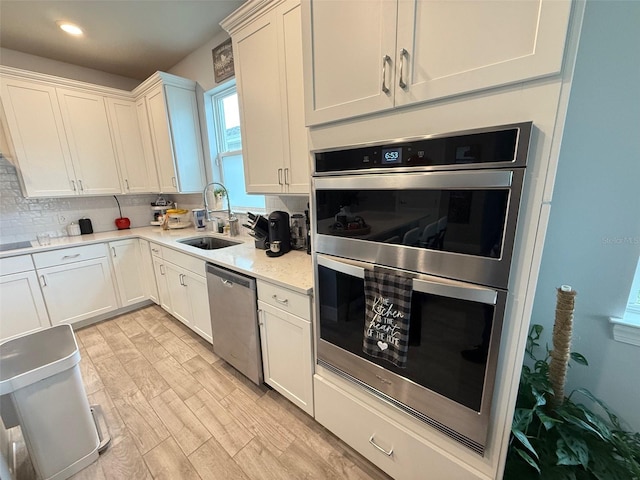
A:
[[56, 88, 122, 195], [106, 97, 160, 193], [0, 76, 77, 197], [134, 73, 207, 194], [302, 0, 573, 126], [222, 0, 310, 195]]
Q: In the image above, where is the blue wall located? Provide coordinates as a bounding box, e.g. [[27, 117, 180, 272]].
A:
[[531, 0, 640, 431]]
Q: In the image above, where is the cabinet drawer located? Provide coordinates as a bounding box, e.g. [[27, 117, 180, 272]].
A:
[[149, 243, 163, 258], [257, 280, 310, 320], [161, 246, 205, 276], [33, 244, 107, 269], [0, 255, 35, 275], [314, 375, 484, 480]]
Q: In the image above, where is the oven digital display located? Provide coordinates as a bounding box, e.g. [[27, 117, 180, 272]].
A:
[[381, 147, 402, 165]]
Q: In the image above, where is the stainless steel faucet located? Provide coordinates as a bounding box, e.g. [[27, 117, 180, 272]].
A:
[[203, 182, 239, 236]]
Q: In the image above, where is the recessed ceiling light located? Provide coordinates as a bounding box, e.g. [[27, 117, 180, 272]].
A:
[[57, 22, 84, 36]]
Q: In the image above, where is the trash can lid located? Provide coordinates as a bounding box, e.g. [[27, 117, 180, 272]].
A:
[[0, 324, 80, 395]]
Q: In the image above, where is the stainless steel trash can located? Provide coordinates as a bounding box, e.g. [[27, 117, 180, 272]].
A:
[[0, 325, 101, 480]]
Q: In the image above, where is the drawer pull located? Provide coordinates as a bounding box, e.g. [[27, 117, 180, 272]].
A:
[[112, 247, 117, 257], [369, 435, 393, 457], [272, 294, 289, 306], [62, 254, 81, 259], [159, 264, 165, 275], [40, 275, 47, 287]]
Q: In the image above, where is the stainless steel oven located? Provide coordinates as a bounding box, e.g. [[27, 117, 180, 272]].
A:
[[311, 122, 532, 455]]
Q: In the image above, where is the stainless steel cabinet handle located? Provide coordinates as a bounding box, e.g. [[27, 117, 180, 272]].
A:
[[159, 264, 165, 275], [381, 55, 391, 94], [111, 247, 117, 257], [171, 176, 177, 187], [179, 273, 185, 286], [71, 180, 77, 191], [284, 168, 290, 185], [78, 179, 84, 191], [368, 435, 393, 457], [62, 254, 81, 259], [398, 48, 408, 89], [152, 248, 159, 254], [221, 279, 234, 287], [272, 294, 288, 306], [182, 274, 187, 287], [125, 179, 130, 191], [258, 309, 264, 327], [40, 275, 47, 287], [277, 168, 283, 185]]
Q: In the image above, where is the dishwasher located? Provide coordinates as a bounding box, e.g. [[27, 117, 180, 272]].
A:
[[205, 263, 263, 385]]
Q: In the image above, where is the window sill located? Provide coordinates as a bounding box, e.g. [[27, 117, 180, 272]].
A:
[[610, 312, 640, 347]]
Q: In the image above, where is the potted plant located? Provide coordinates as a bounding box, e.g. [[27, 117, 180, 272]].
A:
[[505, 288, 640, 479], [213, 187, 226, 210]]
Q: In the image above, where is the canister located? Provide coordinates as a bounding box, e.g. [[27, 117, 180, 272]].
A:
[[67, 223, 81, 236]]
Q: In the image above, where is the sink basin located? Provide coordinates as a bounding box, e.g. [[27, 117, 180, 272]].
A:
[[177, 236, 242, 250]]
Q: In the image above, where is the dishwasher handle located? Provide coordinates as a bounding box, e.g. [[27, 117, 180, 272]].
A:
[[206, 263, 256, 291]]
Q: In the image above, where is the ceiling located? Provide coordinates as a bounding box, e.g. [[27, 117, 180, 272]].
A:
[[0, 0, 245, 80]]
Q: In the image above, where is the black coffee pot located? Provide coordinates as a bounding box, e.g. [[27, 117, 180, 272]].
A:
[[266, 211, 291, 257]]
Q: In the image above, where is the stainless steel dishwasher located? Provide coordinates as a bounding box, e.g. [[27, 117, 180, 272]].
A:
[[205, 263, 263, 385]]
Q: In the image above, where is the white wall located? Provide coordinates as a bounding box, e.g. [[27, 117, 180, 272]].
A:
[[531, 0, 640, 431], [0, 48, 140, 90]]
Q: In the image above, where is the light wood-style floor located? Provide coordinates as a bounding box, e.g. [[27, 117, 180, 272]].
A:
[[10, 305, 391, 480]]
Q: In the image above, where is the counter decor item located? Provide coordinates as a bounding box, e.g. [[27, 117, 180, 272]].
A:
[[67, 223, 81, 236], [505, 286, 640, 479], [161, 209, 190, 230], [113, 196, 130, 230], [78, 218, 93, 235]]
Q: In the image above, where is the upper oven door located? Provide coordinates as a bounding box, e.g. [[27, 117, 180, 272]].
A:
[[312, 168, 524, 288]]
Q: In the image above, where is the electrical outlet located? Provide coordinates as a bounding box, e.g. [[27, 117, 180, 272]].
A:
[[57, 214, 67, 224]]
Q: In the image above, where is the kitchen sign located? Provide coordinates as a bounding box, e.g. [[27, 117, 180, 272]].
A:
[[212, 39, 234, 83]]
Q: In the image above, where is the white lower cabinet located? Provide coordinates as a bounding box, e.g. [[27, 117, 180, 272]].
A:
[[257, 280, 313, 415], [314, 374, 485, 480], [33, 245, 118, 325], [139, 239, 159, 304], [0, 256, 50, 341], [109, 239, 147, 307], [152, 246, 212, 342]]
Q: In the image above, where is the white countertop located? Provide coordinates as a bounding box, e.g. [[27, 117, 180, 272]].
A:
[[0, 227, 313, 295]]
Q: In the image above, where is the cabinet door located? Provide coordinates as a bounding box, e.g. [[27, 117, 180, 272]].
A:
[[56, 88, 122, 195], [258, 300, 313, 415], [164, 262, 191, 327], [152, 257, 171, 312], [234, 10, 286, 194], [302, 0, 397, 126], [39, 258, 118, 325], [140, 239, 159, 304], [163, 84, 206, 193], [0, 270, 50, 341], [0, 78, 77, 197], [146, 85, 178, 193], [279, 0, 310, 194], [185, 272, 212, 343], [106, 97, 159, 193], [109, 239, 146, 307], [394, 0, 572, 107]]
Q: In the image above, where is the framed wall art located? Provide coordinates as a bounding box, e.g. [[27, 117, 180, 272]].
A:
[[212, 38, 234, 83]]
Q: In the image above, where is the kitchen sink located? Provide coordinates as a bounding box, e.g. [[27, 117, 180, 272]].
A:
[[177, 236, 242, 250]]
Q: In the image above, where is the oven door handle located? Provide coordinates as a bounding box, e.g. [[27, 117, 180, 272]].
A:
[[412, 277, 498, 305], [317, 254, 498, 305]]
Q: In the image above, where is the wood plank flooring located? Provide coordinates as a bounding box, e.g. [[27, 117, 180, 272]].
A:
[[8, 305, 391, 480]]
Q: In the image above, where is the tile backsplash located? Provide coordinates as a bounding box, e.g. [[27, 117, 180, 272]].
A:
[[1, 155, 311, 244], [0, 156, 157, 244]]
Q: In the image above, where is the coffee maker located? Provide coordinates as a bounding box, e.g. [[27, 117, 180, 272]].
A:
[[266, 211, 291, 257]]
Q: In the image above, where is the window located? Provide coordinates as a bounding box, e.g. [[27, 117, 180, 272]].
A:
[[206, 82, 265, 212], [626, 257, 640, 316], [610, 256, 640, 346]]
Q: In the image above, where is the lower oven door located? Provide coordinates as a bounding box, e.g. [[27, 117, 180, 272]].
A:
[[316, 253, 507, 454]]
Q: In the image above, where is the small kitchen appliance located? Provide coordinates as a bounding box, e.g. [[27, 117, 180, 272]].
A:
[[266, 211, 290, 257], [78, 218, 93, 235]]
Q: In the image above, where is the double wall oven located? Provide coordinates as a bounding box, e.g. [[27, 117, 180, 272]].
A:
[[311, 122, 532, 455]]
